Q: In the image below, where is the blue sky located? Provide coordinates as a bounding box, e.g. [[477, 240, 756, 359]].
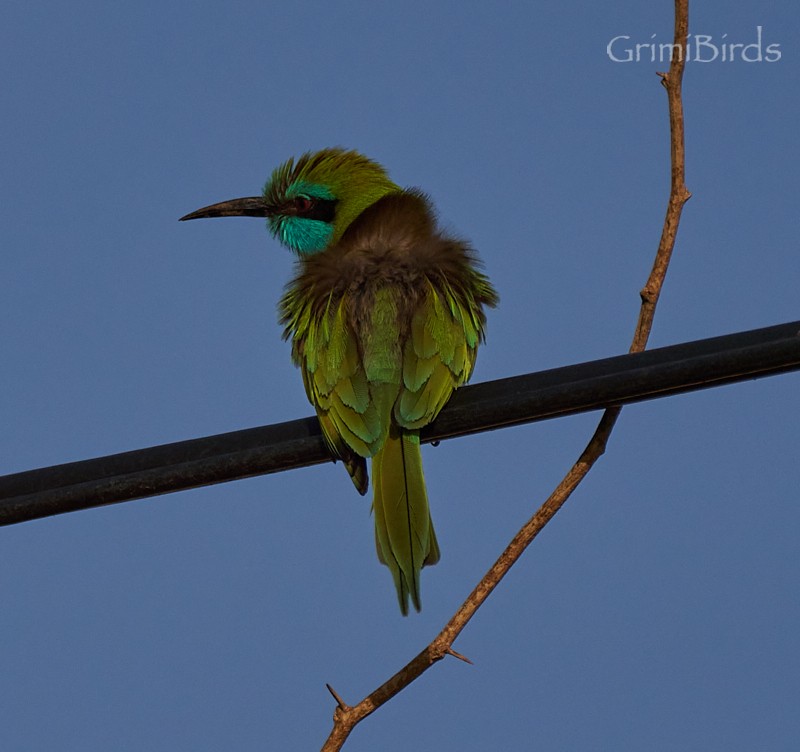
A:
[[1, 2, 798, 750]]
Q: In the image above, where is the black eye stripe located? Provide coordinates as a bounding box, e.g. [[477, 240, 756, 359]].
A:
[[301, 198, 337, 222]]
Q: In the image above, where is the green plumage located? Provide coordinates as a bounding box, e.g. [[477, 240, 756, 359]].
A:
[[181, 148, 498, 614]]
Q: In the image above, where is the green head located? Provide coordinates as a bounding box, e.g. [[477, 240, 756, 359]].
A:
[[180, 148, 401, 255]]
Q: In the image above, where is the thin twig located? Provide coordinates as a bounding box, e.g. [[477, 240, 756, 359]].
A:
[[322, 2, 691, 749]]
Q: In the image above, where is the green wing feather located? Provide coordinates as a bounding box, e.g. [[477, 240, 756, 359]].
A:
[[396, 281, 479, 429], [285, 291, 374, 494]]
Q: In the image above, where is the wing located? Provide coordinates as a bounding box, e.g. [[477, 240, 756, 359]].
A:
[[283, 290, 389, 494], [395, 276, 488, 430]]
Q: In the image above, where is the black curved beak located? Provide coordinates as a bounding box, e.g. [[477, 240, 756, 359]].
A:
[[179, 197, 275, 221]]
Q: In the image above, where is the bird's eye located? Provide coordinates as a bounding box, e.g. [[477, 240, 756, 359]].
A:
[[294, 196, 315, 214], [288, 195, 337, 223]]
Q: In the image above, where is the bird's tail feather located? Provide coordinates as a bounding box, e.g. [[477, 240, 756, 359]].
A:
[[372, 428, 439, 615]]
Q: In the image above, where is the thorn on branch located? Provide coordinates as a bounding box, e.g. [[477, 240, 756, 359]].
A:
[[325, 683, 351, 711], [446, 647, 474, 665]]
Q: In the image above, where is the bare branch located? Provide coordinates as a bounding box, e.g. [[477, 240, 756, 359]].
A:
[[322, 2, 691, 748]]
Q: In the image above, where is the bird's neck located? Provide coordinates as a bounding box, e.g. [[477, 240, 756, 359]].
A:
[[297, 191, 453, 289], [329, 181, 402, 246]]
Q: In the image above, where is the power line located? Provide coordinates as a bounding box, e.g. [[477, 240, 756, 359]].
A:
[[1, 320, 798, 527]]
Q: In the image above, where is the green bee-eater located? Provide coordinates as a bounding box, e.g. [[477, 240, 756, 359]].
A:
[[181, 148, 498, 614]]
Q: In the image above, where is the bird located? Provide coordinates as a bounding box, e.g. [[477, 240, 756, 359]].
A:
[[181, 148, 498, 614]]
